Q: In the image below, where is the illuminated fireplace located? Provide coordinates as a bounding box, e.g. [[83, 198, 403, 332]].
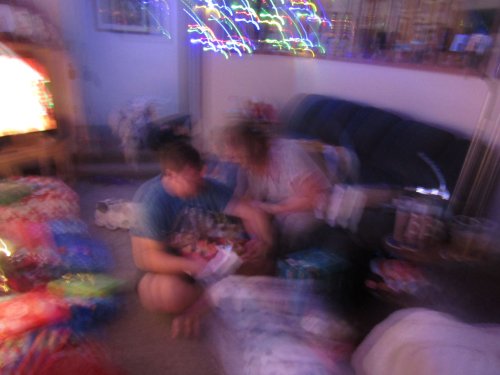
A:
[[0, 43, 56, 138]]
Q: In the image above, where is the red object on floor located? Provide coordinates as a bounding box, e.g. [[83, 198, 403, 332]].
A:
[[37, 348, 124, 375], [0, 291, 70, 340]]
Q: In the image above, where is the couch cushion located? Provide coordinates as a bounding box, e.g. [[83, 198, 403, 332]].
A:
[[315, 101, 361, 145], [369, 120, 455, 188], [283, 94, 360, 144], [283, 94, 335, 136], [343, 106, 403, 157], [282, 94, 470, 193], [358, 163, 405, 186]]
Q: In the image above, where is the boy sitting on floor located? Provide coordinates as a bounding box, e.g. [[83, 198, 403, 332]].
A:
[[130, 141, 273, 336]]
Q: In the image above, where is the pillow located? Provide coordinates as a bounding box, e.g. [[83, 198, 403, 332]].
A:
[[296, 139, 359, 185]]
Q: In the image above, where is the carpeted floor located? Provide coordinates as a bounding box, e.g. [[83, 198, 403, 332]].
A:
[[74, 177, 222, 375]]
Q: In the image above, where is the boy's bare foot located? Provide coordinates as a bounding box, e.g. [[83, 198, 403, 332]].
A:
[[171, 312, 201, 339], [170, 294, 211, 339]]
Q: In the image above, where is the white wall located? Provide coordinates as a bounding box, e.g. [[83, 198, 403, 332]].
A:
[[200, 53, 296, 148], [57, 0, 185, 127], [201, 53, 491, 152], [292, 59, 489, 136]]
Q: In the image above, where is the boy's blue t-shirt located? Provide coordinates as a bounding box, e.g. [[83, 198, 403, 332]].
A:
[[131, 175, 233, 242]]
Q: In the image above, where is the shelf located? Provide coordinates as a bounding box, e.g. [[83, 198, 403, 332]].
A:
[[0, 136, 73, 181]]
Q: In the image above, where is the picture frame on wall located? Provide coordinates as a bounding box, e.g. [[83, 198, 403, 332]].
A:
[[96, 0, 151, 33]]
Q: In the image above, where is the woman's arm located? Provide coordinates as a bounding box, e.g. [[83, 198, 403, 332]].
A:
[[225, 199, 274, 261], [258, 171, 327, 215]]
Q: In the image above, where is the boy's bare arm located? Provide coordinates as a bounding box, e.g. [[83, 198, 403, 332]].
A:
[[131, 236, 205, 275]]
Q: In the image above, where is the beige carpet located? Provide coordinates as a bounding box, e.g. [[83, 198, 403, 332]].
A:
[[74, 177, 222, 375]]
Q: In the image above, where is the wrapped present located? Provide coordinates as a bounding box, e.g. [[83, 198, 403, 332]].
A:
[[0, 325, 72, 374], [0, 224, 59, 293], [0, 181, 33, 205], [49, 219, 88, 236], [278, 248, 348, 280], [0, 177, 79, 223], [47, 274, 124, 333], [0, 219, 115, 291], [5, 266, 55, 293], [277, 248, 350, 295], [1, 223, 60, 270], [0, 291, 70, 340], [47, 273, 124, 298], [54, 235, 113, 273], [0, 221, 56, 256], [196, 246, 243, 286], [66, 296, 122, 333], [169, 207, 247, 262], [49, 220, 114, 273]]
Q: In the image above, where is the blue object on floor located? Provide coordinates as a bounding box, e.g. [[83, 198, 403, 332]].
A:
[[68, 296, 122, 334], [49, 220, 114, 274], [277, 248, 350, 294]]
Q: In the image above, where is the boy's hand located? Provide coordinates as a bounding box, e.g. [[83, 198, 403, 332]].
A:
[[184, 256, 208, 277]]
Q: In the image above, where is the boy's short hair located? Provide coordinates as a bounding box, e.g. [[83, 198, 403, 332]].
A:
[[158, 141, 203, 173]]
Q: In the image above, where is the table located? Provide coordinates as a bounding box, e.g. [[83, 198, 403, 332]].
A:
[[369, 236, 500, 323], [0, 138, 73, 181]]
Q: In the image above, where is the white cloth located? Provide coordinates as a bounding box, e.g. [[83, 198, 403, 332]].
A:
[[352, 308, 500, 375], [205, 276, 354, 375], [326, 184, 367, 232]]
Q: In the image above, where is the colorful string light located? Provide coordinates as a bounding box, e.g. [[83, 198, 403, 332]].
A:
[[0, 238, 11, 257], [182, 0, 329, 58]]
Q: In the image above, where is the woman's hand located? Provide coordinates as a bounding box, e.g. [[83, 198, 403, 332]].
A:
[[226, 199, 274, 254], [241, 238, 272, 262]]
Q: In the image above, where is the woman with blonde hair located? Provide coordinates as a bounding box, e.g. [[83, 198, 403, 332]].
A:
[[222, 120, 331, 253]]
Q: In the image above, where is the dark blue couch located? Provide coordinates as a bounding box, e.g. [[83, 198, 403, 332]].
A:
[[280, 94, 470, 194], [277, 94, 472, 313]]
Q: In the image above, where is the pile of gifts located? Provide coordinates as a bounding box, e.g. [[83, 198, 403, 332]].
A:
[[0, 177, 124, 373], [0, 219, 124, 373], [0, 219, 115, 293]]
